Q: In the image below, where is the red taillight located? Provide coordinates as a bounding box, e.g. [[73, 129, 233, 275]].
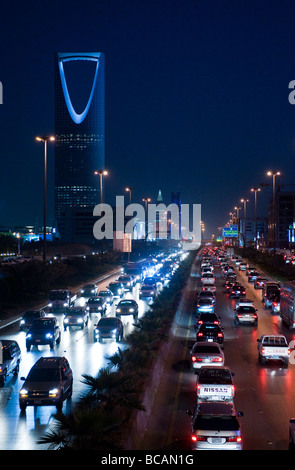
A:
[[218, 333, 223, 337], [212, 356, 223, 362], [191, 356, 197, 362], [231, 385, 235, 392], [261, 348, 265, 354], [227, 436, 242, 443], [273, 302, 277, 307], [192, 435, 207, 442], [198, 332, 203, 337]]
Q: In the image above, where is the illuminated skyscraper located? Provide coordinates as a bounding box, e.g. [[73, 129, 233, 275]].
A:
[[55, 52, 105, 241]]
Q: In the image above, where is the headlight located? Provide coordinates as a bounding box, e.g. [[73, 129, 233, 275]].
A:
[[91, 290, 95, 293], [49, 388, 59, 397], [86, 306, 90, 310], [20, 319, 25, 325], [116, 308, 121, 312], [129, 308, 134, 312], [63, 302, 68, 307], [26, 334, 32, 339], [20, 389, 28, 397], [77, 318, 83, 323], [81, 290, 84, 293], [45, 333, 53, 339], [64, 318, 69, 323], [98, 306, 102, 310], [48, 303, 53, 307]]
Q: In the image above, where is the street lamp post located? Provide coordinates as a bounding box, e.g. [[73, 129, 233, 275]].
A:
[[94, 169, 108, 204], [240, 198, 249, 247], [250, 187, 261, 249], [125, 187, 133, 204], [36, 135, 55, 261], [267, 171, 281, 253], [142, 197, 151, 240]]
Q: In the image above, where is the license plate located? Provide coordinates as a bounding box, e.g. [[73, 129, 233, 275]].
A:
[[211, 438, 223, 444], [208, 338, 213, 342]]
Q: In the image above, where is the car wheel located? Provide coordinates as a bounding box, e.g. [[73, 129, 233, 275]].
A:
[[20, 402, 27, 411], [50, 340, 55, 350], [13, 363, 20, 376], [26, 343, 31, 352], [56, 396, 63, 411], [0, 371, 6, 386]]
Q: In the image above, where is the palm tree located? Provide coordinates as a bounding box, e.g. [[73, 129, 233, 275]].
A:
[[37, 406, 123, 450]]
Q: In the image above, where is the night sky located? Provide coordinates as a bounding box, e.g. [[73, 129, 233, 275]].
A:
[[1, 0, 295, 239]]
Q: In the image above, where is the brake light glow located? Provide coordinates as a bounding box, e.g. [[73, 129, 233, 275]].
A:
[[197, 332, 203, 337], [212, 356, 223, 362], [218, 333, 223, 337], [227, 436, 242, 443]]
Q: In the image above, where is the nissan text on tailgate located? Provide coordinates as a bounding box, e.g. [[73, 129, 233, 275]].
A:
[[257, 334, 290, 366], [196, 366, 235, 402]]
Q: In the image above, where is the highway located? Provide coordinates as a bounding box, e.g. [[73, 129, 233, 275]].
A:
[[0, 269, 152, 450], [140, 249, 295, 451]]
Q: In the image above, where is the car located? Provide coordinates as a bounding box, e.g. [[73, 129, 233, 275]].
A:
[[107, 281, 124, 298], [239, 262, 247, 271], [139, 284, 157, 300], [117, 275, 135, 291], [190, 341, 224, 370], [246, 267, 256, 276], [257, 334, 290, 365], [196, 323, 224, 345], [187, 402, 243, 450], [230, 284, 246, 298], [234, 305, 258, 325], [196, 298, 215, 315], [116, 299, 139, 319], [142, 276, 158, 288], [48, 289, 72, 311], [271, 296, 280, 313], [98, 289, 114, 305], [0, 340, 21, 386], [80, 283, 98, 297], [198, 291, 216, 304], [248, 271, 260, 283], [26, 317, 61, 351], [86, 296, 107, 316], [195, 312, 221, 328], [200, 273, 215, 284], [20, 309, 46, 331], [19, 356, 73, 411], [262, 282, 281, 308], [196, 366, 235, 402], [93, 317, 124, 342], [63, 307, 89, 330], [201, 283, 216, 294], [254, 277, 268, 289]]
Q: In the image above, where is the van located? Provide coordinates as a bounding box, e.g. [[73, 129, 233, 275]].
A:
[[262, 282, 280, 308], [19, 356, 73, 411], [0, 340, 21, 386]]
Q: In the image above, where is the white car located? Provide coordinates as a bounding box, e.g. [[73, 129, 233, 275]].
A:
[[190, 341, 224, 370], [188, 402, 243, 450], [234, 297, 254, 309], [200, 273, 215, 285]]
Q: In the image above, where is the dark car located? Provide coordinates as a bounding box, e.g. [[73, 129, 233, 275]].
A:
[[80, 283, 98, 297], [248, 271, 260, 283], [107, 281, 124, 298], [26, 317, 61, 351], [19, 356, 73, 411], [117, 275, 135, 291], [0, 339, 21, 386], [63, 307, 89, 330], [230, 284, 246, 298], [254, 277, 268, 289], [20, 309, 46, 331], [93, 317, 124, 342], [98, 289, 114, 305], [195, 312, 221, 329], [116, 299, 139, 319], [86, 296, 107, 316], [196, 323, 224, 346]]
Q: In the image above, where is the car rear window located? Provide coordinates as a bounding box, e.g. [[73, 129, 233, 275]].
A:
[[193, 416, 240, 431]]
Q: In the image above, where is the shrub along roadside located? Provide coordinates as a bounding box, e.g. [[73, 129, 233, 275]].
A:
[[38, 248, 199, 450]]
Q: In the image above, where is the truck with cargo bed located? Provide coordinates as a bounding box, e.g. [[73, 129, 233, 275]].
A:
[[196, 366, 235, 402], [257, 334, 290, 365]]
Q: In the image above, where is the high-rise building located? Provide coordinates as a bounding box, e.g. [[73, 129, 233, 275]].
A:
[[55, 52, 105, 242]]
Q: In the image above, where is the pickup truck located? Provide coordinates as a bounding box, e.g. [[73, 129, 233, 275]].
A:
[[257, 334, 290, 366], [196, 366, 235, 402]]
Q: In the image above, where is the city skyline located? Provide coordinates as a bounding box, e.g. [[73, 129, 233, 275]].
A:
[[1, 0, 295, 238]]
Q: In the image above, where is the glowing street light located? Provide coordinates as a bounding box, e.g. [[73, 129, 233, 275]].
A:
[[267, 171, 281, 252], [94, 169, 108, 204], [35, 135, 55, 261], [125, 186, 133, 204], [250, 187, 261, 248]]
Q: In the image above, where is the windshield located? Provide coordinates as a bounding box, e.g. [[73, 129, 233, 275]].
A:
[[49, 291, 67, 300], [23, 311, 41, 319], [119, 300, 135, 305], [237, 306, 256, 313], [29, 320, 55, 329], [98, 318, 118, 327], [27, 368, 60, 381], [193, 345, 220, 354]]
